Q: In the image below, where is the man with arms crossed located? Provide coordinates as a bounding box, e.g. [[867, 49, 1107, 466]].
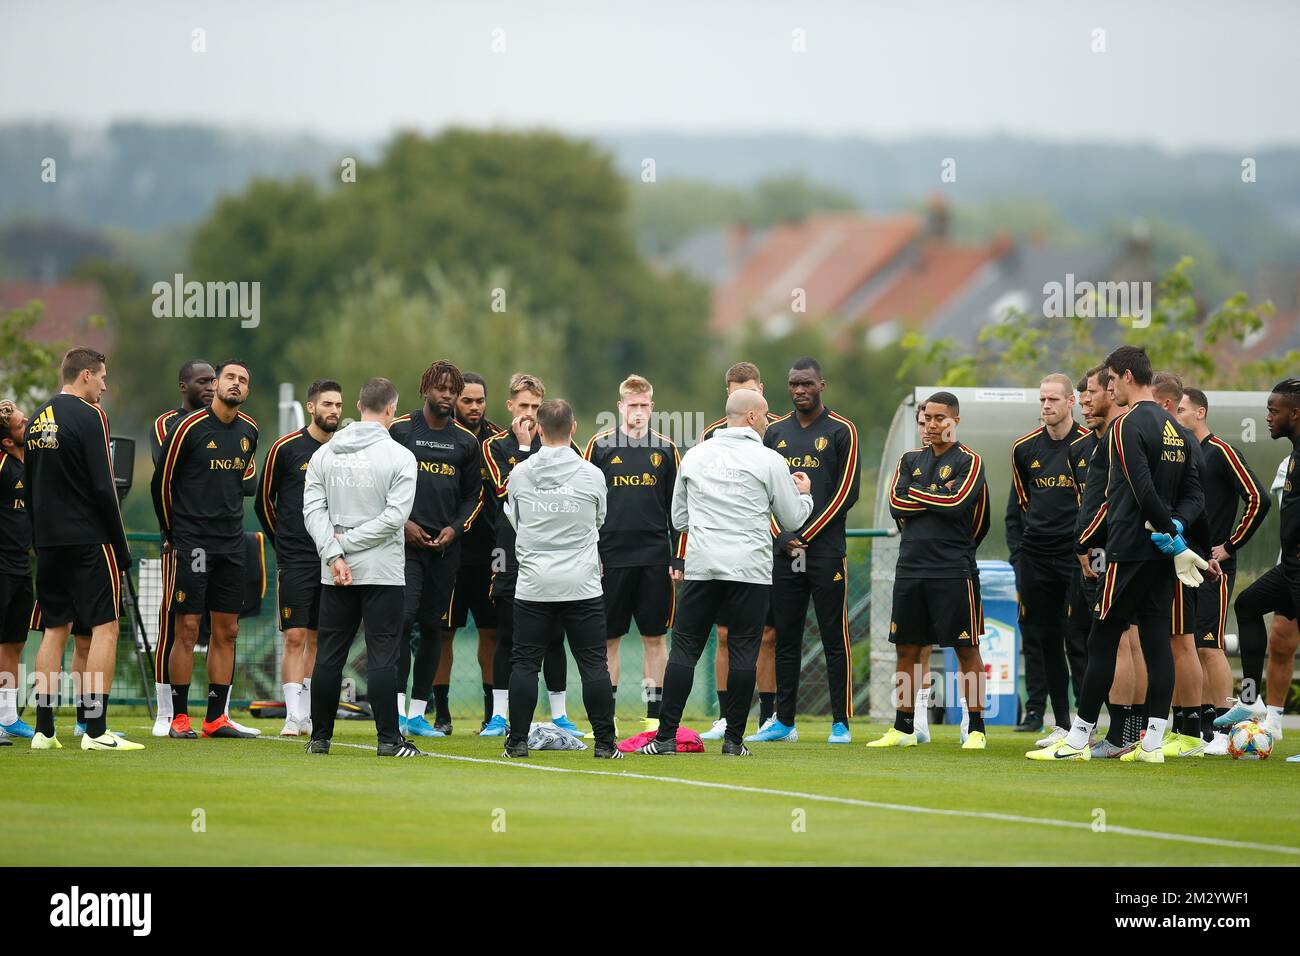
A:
[[303, 378, 419, 757], [873, 392, 989, 750], [637, 388, 812, 757], [256, 379, 343, 736]]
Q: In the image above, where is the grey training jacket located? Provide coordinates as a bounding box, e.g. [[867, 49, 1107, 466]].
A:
[[506, 443, 607, 602], [673, 425, 813, 584], [303, 420, 417, 586]]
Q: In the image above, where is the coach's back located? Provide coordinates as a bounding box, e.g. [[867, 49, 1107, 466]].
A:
[[303, 420, 416, 586], [674, 426, 812, 584]]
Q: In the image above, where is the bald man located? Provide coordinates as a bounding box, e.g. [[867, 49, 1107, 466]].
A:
[[636, 389, 813, 756]]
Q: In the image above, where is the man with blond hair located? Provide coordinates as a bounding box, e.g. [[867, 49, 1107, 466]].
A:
[[1006, 372, 1090, 740], [585, 374, 682, 730], [480, 373, 576, 736]]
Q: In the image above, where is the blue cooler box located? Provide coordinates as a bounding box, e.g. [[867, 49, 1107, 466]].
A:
[[943, 559, 1019, 726]]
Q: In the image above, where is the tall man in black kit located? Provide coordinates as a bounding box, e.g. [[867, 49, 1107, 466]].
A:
[[749, 357, 859, 745], [388, 361, 484, 738]]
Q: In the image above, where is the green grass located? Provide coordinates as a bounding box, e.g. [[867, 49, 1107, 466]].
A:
[[3, 715, 1298, 866]]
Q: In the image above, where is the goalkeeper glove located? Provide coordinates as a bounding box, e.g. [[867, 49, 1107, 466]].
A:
[[1172, 547, 1209, 587], [1147, 518, 1185, 555]]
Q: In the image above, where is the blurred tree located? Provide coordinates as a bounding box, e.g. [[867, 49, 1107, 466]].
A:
[[0, 301, 68, 408], [186, 130, 714, 426]]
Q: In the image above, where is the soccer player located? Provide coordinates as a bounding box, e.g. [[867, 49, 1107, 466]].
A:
[[437, 371, 500, 733], [149, 360, 216, 464], [0, 401, 33, 739], [303, 377, 420, 757], [1176, 386, 1269, 754], [149, 359, 216, 734], [480, 373, 578, 737], [256, 379, 343, 737], [1221, 379, 1300, 744], [1151, 372, 1214, 755], [389, 361, 484, 737], [584, 374, 683, 731], [501, 399, 620, 760], [1072, 365, 1147, 757], [1028, 345, 1207, 763], [151, 358, 259, 739], [1005, 374, 1091, 742], [750, 357, 860, 745], [637, 388, 813, 756], [872, 391, 988, 749], [25, 347, 139, 750], [698, 362, 780, 741]]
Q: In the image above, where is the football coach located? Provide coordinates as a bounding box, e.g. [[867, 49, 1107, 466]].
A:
[[638, 388, 813, 756], [501, 399, 620, 759], [302, 377, 420, 757]]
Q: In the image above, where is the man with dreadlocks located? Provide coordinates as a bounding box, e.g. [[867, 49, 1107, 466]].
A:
[[388, 360, 485, 736]]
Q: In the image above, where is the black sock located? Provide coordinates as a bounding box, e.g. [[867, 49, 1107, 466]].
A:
[[1171, 708, 1183, 735], [75, 697, 86, 726], [968, 711, 985, 734], [35, 693, 56, 737], [1215, 705, 1230, 726], [1183, 706, 1200, 740], [1201, 705, 1217, 741], [647, 687, 662, 719], [482, 683, 493, 724], [84, 693, 108, 737], [894, 710, 915, 734], [759, 692, 775, 725], [433, 684, 450, 722], [206, 683, 230, 723], [172, 683, 189, 718], [1106, 703, 1130, 746], [1134, 702, 1147, 725], [716, 688, 728, 717]]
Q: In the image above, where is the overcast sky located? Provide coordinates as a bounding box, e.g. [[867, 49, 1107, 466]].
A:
[[4, 0, 1298, 151]]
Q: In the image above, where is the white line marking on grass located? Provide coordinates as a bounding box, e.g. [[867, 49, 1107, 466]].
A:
[[248, 732, 1300, 858]]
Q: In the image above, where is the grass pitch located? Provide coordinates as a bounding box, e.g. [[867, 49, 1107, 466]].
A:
[[3, 714, 1298, 866]]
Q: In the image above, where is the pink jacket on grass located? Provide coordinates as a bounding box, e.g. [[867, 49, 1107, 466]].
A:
[[617, 727, 705, 753]]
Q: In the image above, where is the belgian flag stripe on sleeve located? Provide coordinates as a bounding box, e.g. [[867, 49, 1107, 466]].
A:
[[802, 412, 859, 542]]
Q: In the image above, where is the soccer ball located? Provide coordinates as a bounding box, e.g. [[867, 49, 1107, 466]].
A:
[[1227, 720, 1274, 760]]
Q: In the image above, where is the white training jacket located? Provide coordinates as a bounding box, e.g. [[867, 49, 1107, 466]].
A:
[[673, 425, 813, 584]]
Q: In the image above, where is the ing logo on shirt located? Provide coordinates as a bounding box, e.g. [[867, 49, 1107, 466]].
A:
[[612, 473, 657, 487], [418, 462, 458, 476], [785, 454, 820, 469]]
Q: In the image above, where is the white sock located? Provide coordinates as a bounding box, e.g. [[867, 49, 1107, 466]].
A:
[[283, 682, 303, 722], [155, 682, 172, 720], [549, 690, 566, 718], [492, 689, 508, 718], [409, 698, 428, 721], [1266, 705, 1283, 722], [1142, 717, 1167, 751], [397, 693, 406, 720], [0, 687, 17, 724], [959, 696, 970, 737], [302, 677, 311, 694], [914, 688, 931, 734], [1064, 716, 1095, 749]]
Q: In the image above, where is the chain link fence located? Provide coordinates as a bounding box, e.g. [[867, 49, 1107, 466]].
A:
[[17, 531, 882, 723]]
